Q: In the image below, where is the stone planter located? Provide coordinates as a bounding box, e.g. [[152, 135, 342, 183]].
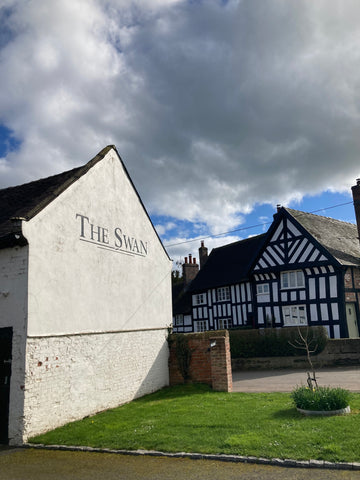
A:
[[297, 406, 351, 417]]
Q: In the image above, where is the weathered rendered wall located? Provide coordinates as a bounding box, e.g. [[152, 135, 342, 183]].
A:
[[0, 246, 28, 445], [22, 329, 169, 441], [168, 331, 232, 392], [22, 149, 172, 336], [232, 338, 360, 371], [12, 148, 172, 443]]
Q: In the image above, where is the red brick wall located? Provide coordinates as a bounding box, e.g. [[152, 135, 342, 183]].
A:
[[168, 331, 232, 392]]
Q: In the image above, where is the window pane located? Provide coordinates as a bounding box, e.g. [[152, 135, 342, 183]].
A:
[[289, 272, 296, 288], [297, 271, 304, 287], [282, 273, 288, 288]]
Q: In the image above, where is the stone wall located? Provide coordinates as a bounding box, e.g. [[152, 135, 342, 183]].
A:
[[168, 331, 232, 392], [21, 328, 169, 443], [232, 338, 360, 371]]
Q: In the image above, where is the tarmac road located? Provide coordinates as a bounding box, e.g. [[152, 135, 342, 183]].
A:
[[232, 366, 360, 392], [1, 449, 360, 480]]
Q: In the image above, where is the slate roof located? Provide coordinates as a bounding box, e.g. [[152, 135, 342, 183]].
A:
[[285, 208, 360, 267], [189, 234, 266, 292], [172, 282, 192, 316]]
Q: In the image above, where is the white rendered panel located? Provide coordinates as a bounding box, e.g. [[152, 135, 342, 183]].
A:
[[319, 277, 326, 299], [331, 303, 339, 320], [271, 221, 284, 242], [289, 238, 308, 263], [310, 304, 318, 321], [329, 276, 337, 298], [309, 278, 316, 299], [287, 221, 301, 237], [320, 303, 329, 321], [272, 283, 278, 302]]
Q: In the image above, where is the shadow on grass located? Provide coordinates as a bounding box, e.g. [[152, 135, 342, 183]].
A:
[[271, 408, 301, 419], [137, 384, 213, 403]]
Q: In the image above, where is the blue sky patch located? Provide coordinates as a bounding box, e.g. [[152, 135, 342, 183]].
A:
[[0, 124, 21, 157]]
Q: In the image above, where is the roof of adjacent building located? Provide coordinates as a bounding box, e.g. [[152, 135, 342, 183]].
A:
[[0, 146, 170, 259], [189, 234, 267, 292], [286, 208, 360, 267], [172, 282, 192, 316]]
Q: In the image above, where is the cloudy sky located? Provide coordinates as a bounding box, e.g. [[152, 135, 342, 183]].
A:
[[1, 0, 360, 265]]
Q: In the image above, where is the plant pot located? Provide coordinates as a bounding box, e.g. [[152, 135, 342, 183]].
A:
[[297, 406, 351, 417]]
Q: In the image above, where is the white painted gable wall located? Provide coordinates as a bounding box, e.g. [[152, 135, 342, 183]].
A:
[[2, 148, 172, 444]]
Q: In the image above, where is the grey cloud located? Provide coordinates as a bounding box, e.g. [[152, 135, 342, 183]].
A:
[[1, 0, 360, 234]]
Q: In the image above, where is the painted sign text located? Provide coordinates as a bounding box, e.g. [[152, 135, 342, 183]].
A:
[[76, 214, 148, 257]]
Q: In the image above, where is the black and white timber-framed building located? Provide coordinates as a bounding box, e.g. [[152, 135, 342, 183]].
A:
[[173, 180, 360, 339]]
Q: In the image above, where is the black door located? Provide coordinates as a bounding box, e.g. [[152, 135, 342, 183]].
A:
[[0, 327, 12, 444]]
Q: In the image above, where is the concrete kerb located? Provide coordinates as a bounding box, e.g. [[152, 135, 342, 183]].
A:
[[24, 444, 360, 471]]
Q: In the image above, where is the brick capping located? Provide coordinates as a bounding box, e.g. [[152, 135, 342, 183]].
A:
[[168, 330, 232, 392]]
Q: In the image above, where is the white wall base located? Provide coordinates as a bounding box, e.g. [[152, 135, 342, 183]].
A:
[[21, 329, 169, 442]]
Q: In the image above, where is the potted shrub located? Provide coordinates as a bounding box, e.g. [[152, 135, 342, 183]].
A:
[[290, 327, 351, 416], [292, 385, 351, 416]]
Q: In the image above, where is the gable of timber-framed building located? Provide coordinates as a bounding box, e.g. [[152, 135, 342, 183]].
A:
[[173, 180, 360, 339]]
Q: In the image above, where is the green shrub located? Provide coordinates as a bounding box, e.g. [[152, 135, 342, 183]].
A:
[[229, 326, 328, 358], [292, 386, 350, 411]]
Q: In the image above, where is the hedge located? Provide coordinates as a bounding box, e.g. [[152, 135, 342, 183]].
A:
[[229, 326, 328, 358]]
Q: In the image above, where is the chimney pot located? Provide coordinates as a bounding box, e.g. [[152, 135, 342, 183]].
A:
[[182, 252, 199, 285], [276, 204, 282, 212], [351, 179, 360, 245], [199, 241, 209, 269]]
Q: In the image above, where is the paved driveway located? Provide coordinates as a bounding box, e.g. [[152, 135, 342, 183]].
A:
[[232, 366, 360, 392]]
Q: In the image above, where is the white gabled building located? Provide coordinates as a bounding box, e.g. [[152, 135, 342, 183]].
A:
[[0, 145, 172, 445]]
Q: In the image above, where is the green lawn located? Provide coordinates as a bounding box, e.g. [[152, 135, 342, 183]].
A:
[[30, 384, 360, 463]]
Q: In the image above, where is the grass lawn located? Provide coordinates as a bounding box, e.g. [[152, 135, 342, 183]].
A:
[[30, 384, 360, 463]]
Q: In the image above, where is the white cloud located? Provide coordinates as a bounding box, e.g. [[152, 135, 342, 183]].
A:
[[1, 0, 360, 235]]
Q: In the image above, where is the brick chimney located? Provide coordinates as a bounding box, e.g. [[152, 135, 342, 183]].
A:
[[198, 241, 208, 269], [352, 179, 360, 242], [182, 254, 199, 286]]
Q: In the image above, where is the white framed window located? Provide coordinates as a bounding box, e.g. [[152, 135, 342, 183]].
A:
[[281, 270, 305, 289], [217, 286, 230, 302], [174, 314, 184, 326], [256, 283, 270, 295], [218, 318, 233, 329], [193, 293, 206, 305], [282, 305, 307, 326], [195, 320, 208, 332]]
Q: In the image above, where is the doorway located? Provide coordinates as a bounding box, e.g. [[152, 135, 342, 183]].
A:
[[0, 327, 12, 444], [346, 303, 359, 338]]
